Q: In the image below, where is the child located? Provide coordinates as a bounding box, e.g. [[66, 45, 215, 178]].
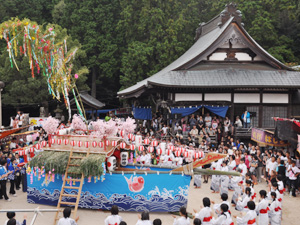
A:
[[238, 158, 248, 180], [8, 158, 17, 197], [268, 182, 282, 207], [236, 187, 251, 211], [58, 207, 79, 225], [120, 222, 127, 225], [268, 192, 281, 225], [211, 204, 233, 225], [235, 201, 257, 225], [245, 180, 256, 201], [220, 161, 229, 195], [276, 174, 285, 196], [193, 218, 201, 225], [287, 160, 300, 197], [0, 159, 12, 201], [231, 168, 243, 206], [210, 162, 220, 193], [255, 190, 269, 225], [212, 193, 230, 216], [5, 212, 27, 225], [153, 219, 162, 225], [136, 211, 152, 225], [104, 205, 122, 225], [173, 206, 190, 225], [194, 197, 212, 224]]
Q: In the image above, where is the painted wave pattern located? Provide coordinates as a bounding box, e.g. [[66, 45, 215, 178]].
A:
[[27, 187, 188, 212]]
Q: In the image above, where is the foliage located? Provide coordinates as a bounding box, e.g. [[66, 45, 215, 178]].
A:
[[30, 151, 106, 177]]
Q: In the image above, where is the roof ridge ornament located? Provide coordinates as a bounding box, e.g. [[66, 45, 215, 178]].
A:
[[221, 2, 243, 26]]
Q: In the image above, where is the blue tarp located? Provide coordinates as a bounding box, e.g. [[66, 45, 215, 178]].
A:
[[171, 106, 201, 117], [171, 105, 229, 118], [133, 107, 152, 120], [86, 109, 117, 117]]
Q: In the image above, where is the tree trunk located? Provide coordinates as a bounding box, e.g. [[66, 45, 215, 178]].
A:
[[91, 67, 97, 98]]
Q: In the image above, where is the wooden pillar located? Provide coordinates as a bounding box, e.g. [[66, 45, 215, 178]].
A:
[[259, 89, 263, 128], [287, 90, 292, 118], [202, 92, 205, 116], [230, 91, 234, 122]]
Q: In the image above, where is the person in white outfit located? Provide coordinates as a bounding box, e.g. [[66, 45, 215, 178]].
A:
[[255, 190, 269, 225], [173, 206, 190, 225], [235, 187, 252, 212], [57, 207, 79, 225], [235, 201, 257, 225], [104, 205, 122, 225], [268, 192, 281, 225], [211, 204, 233, 225], [220, 161, 229, 195], [231, 168, 243, 206], [212, 193, 230, 216], [136, 211, 152, 225], [194, 197, 213, 225]]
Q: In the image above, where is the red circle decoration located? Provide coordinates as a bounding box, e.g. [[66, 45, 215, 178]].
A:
[[168, 145, 175, 151], [175, 151, 181, 157], [77, 141, 83, 147], [111, 140, 117, 147], [184, 151, 189, 158], [35, 144, 41, 150], [70, 140, 76, 147], [156, 148, 163, 155], [105, 140, 110, 146], [199, 151, 204, 158], [144, 139, 150, 145], [151, 141, 158, 147], [98, 141, 104, 148], [166, 149, 172, 155], [148, 146, 154, 153], [130, 144, 135, 150], [120, 142, 126, 149], [92, 141, 97, 148], [30, 147, 35, 153], [138, 145, 144, 152], [194, 152, 200, 159], [50, 138, 55, 144], [128, 133, 133, 140], [57, 139, 62, 145], [64, 139, 69, 145], [84, 141, 90, 148], [120, 130, 125, 137]]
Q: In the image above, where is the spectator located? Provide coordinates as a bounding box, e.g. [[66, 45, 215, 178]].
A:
[[204, 113, 212, 128], [189, 114, 197, 127], [234, 116, 242, 128]]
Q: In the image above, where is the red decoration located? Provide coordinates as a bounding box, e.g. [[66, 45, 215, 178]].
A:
[[138, 145, 144, 152], [119, 130, 125, 137], [35, 144, 41, 150], [184, 151, 189, 158], [148, 146, 154, 153], [120, 142, 126, 149], [168, 145, 175, 151], [98, 141, 104, 148], [144, 139, 150, 145], [57, 139, 62, 145], [92, 141, 97, 148], [64, 139, 69, 145], [84, 141, 90, 148], [166, 149, 172, 155], [151, 140, 158, 147], [156, 148, 163, 155], [175, 151, 181, 157], [128, 133, 133, 140], [70, 140, 76, 147], [111, 140, 117, 147], [41, 141, 47, 147], [131, 135, 135, 141], [29, 147, 35, 153], [105, 140, 110, 146], [77, 141, 83, 147], [50, 138, 55, 145], [130, 144, 135, 150]]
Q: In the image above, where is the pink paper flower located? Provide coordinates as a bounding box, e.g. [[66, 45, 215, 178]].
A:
[[41, 116, 59, 134], [74, 74, 79, 79]]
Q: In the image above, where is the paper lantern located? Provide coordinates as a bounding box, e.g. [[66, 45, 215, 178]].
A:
[[144, 138, 150, 145], [138, 145, 144, 152], [50, 138, 55, 145], [151, 140, 158, 147], [70, 140, 76, 147], [29, 147, 35, 153], [111, 140, 117, 147], [166, 149, 172, 155], [130, 144, 135, 150], [92, 141, 97, 148], [184, 151, 189, 158], [19, 150, 25, 156], [156, 148, 163, 155], [57, 139, 62, 145], [119, 130, 125, 137], [41, 140, 47, 147], [98, 141, 104, 148], [64, 139, 69, 145], [120, 142, 126, 149], [35, 144, 41, 150], [77, 141, 83, 147], [199, 151, 204, 158], [175, 151, 181, 157], [105, 140, 110, 146], [128, 133, 133, 140], [131, 135, 135, 141], [168, 145, 175, 151], [148, 146, 154, 153], [194, 152, 200, 159], [84, 141, 90, 148]]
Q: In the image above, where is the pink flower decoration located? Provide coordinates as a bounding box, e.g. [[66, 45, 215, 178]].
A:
[[41, 116, 59, 135], [74, 74, 79, 79], [49, 28, 53, 31]]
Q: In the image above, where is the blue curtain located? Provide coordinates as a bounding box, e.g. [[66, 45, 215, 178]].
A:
[[133, 107, 152, 120], [171, 106, 201, 117], [204, 105, 229, 118], [86, 109, 116, 117]]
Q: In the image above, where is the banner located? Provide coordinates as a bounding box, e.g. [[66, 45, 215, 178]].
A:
[[298, 134, 300, 154], [251, 128, 289, 147], [29, 117, 47, 127], [27, 173, 190, 212]]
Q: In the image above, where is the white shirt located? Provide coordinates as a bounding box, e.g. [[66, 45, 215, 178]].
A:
[[268, 161, 277, 174], [173, 216, 190, 225], [237, 210, 257, 225], [211, 212, 233, 225], [136, 220, 152, 225], [238, 163, 247, 177], [195, 207, 212, 225], [289, 166, 300, 180], [162, 127, 168, 134], [104, 215, 122, 225], [57, 217, 77, 225]]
